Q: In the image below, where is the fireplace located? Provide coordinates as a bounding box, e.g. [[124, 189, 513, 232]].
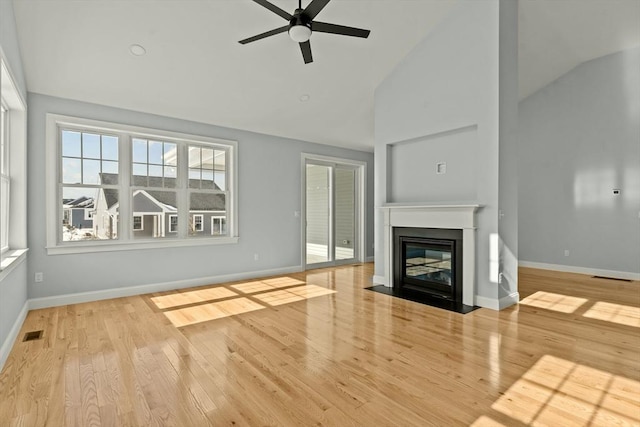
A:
[[377, 204, 480, 307], [393, 227, 463, 302]]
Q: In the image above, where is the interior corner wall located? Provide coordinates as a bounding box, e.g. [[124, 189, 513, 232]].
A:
[[497, 0, 519, 301], [519, 47, 640, 275], [374, 0, 503, 305], [0, 0, 28, 370], [27, 93, 374, 301]]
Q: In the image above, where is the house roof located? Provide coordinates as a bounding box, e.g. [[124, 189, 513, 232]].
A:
[[99, 173, 225, 212], [64, 196, 94, 209]]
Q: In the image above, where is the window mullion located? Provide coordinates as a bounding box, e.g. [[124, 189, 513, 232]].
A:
[[177, 142, 188, 239], [120, 133, 132, 241]]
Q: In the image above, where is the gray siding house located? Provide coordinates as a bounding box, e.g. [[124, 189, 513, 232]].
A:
[[62, 196, 94, 230], [94, 173, 226, 238]]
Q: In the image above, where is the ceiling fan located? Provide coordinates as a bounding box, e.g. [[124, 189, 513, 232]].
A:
[[239, 0, 371, 64]]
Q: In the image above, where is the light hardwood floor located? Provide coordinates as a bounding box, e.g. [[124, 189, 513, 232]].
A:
[[0, 264, 638, 426]]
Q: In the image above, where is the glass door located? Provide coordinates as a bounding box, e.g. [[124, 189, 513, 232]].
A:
[[305, 161, 358, 268]]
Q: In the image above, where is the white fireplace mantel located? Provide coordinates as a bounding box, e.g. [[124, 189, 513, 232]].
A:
[[380, 203, 481, 307]]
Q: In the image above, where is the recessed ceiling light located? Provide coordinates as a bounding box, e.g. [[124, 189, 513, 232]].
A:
[[299, 94, 310, 102], [129, 44, 146, 56]]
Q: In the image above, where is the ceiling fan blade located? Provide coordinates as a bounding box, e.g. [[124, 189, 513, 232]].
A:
[[252, 0, 292, 20], [312, 21, 370, 38], [299, 41, 313, 64], [239, 25, 289, 44], [303, 0, 331, 20]]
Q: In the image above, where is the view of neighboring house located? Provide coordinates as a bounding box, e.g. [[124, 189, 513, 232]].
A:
[[61, 196, 96, 244], [62, 196, 94, 229], [93, 173, 227, 239]]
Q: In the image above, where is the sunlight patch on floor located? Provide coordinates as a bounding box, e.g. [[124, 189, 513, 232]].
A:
[[519, 291, 588, 313], [163, 297, 264, 327], [151, 287, 238, 309], [583, 301, 640, 328], [490, 355, 640, 426], [231, 277, 306, 293], [253, 285, 336, 306], [160, 278, 336, 327]]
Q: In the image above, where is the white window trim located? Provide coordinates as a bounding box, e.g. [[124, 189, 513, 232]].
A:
[[211, 216, 226, 236], [45, 114, 239, 255], [1, 100, 9, 254], [169, 215, 178, 233], [0, 51, 28, 279], [84, 209, 94, 220], [133, 215, 143, 231], [192, 214, 203, 232]]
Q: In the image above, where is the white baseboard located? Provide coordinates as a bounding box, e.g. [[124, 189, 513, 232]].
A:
[[475, 292, 519, 311], [519, 261, 640, 281], [372, 275, 387, 286], [0, 301, 29, 373], [28, 265, 303, 310], [500, 292, 519, 309], [475, 295, 499, 310]]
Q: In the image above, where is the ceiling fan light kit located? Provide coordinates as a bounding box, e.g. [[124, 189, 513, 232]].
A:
[[239, 0, 371, 64], [289, 23, 312, 43]]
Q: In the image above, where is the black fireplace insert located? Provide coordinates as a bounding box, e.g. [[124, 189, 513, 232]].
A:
[[393, 227, 463, 302]]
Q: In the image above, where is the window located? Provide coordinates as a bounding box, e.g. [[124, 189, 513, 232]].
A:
[[191, 214, 203, 232], [0, 57, 28, 276], [0, 102, 9, 253], [169, 215, 178, 233], [62, 209, 70, 225], [133, 215, 143, 231], [46, 115, 238, 254], [60, 129, 119, 241], [212, 216, 227, 236]]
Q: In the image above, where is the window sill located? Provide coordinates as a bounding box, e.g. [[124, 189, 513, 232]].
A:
[[0, 248, 28, 282], [46, 236, 239, 255]]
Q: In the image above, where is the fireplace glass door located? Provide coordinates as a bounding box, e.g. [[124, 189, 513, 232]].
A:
[[402, 238, 455, 297]]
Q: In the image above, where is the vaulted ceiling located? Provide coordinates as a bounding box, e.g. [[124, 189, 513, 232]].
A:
[[12, 0, 640, 151]]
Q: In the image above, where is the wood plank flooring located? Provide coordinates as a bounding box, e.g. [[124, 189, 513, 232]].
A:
[[0, 264, 638, 426]]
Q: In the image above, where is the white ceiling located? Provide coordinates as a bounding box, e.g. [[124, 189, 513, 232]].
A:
[[12, 0, 640, 152]]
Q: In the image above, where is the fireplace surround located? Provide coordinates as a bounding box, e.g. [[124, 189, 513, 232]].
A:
[[379, 204, 480, 307]]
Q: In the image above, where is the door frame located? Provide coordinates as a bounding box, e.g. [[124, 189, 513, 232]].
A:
[[301, 153, 366, 269]]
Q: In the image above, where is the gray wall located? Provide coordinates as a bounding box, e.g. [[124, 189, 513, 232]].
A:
[[375, 0, 517, 306], [27, 93, 374, 299], [0, 0, 26, 101], [0, 0, 28, 363], [497, 0, 519, 299], [519, 47, 640, 274]]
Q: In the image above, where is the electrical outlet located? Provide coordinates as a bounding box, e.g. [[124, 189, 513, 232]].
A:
[[254, 253, 259, 261], [35, 272, 44, 283], [564, 249, 570, 257]]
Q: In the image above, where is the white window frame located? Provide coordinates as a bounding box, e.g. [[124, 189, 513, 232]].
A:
[[84, 209, 94, 220], [0, 54, 28, 279], [211, 216, 227, 236], [169, 215, 178, 233], [0, 101, 9, 254], [132, 215, 143, 231], [45, 114, 239, 254], [192, 214, 203, 232]]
